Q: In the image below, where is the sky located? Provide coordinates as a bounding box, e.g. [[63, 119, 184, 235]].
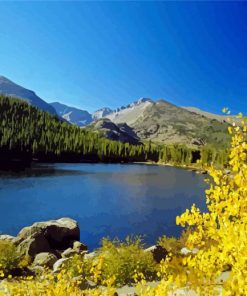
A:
[[0, 2, 247, 114]]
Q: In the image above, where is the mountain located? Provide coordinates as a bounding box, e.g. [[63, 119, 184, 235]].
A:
[[87, 118, 140, 145], [0, 75, 230, 147], [51, 97, 230, 147], [92, 107, 113, 120], [50, 102, 141, 143], [50, 102, 92, 126], [105, 98, 153, 125], [183, 107, 229, 122], [0, 76, 56, 115], [96, 98, 230, 147], [129, 99, 230, 147]]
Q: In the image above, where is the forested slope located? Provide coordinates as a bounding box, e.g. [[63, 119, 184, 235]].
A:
[[0, 95, 229, 169]]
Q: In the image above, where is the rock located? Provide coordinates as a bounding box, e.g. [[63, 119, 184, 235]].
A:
[[147, 124, 159, 135], [33, 252, 58, 269], [84, 251, 97, 260], [144, 245, 168, 263], [0, 235, 15, 242], [72, 241, 88, 253], [71, 276, 97, 290], [14, 217, 81, 258], [17, 235, 51, 258], [195, 170, 207, 175], [53, 258, 69, 273], [180, 247, 199, 255], [61, 248, 77, 258]]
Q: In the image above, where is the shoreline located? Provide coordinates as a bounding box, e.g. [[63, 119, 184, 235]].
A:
[[0, 160, 208, 175], [133, 161, 208, 174]]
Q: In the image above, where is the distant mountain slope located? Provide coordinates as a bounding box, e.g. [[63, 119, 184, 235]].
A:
[[50, 102, 92, 126], [0, 76, 56, 115], [92, 107, 113, 120], [183, 107, 228, 122], [87, 118, 140, 145], [129, 99, 230, 147], [106, 98, 153, 125]]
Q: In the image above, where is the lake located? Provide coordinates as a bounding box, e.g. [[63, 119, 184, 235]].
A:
[[0, 163, 208, 250]]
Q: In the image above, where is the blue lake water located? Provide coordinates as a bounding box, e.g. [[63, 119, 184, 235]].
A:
[[0, 163, 208, 250]]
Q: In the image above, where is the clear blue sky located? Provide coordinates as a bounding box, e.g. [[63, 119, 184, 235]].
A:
[[0, 1, 247, 114]]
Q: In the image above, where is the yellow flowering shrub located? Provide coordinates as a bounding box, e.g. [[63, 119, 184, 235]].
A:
[[0, 266, 116, 296], [88, 236, 157, 287], [157, 235, 182, 256], [142, 113, 247, 295]]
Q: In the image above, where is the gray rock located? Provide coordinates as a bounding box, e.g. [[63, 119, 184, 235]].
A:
[[53, 258, 69, 273], [14, 217, 81, 258], [17, 235, 51, 258], [33, 252, 58, 269], [84, 251, 97, 260], [61, 248, 77, 258], [73, 241, 88, 253], [180, 247, 199, 255]]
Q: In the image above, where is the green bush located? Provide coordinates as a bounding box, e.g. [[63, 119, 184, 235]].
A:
[[62, 253, 91, 279], [89, 236, 158, 286], [0, 240, 20, 273]]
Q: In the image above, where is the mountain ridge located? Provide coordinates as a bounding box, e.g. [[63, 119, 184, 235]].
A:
[[0, 75, 57, 115], [0, 75, 230, 147], [50, 102, 92, 126]]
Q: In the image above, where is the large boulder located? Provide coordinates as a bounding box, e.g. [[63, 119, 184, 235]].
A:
[[33, 252, 58, 269], [14, 218, 80, 258]]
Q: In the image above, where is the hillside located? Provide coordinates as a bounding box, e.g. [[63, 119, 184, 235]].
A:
[[0, 76, 57, 115], [51, 98, 231, 147], [102, 99, 230, 147], [0, 94, 160, 167]]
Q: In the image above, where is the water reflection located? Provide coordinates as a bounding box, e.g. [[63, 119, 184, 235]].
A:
[[0, 163, 207, 250]]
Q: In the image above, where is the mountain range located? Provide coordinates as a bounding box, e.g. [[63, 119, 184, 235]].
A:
[[0, 75, 230, 147], [0, 76, 56, 115]]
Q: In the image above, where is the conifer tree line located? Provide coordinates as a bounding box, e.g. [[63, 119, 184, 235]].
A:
[[0, 95, 228, 167]]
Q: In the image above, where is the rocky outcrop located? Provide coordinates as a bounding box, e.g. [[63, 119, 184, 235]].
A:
[[14, 217, 81, 258], [89, 118, 140, 144], [0, 218, 89, 271]]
